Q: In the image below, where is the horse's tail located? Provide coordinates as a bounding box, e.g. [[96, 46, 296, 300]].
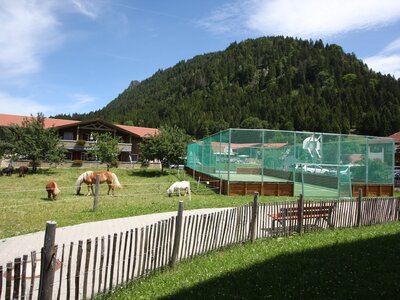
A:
[[54, 182, 61, 196], [112, 173, 122, 189], [46, 181, 60, 195]]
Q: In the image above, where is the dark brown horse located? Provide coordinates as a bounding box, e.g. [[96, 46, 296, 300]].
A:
[[18, 166, 29, 177], [75, 171, 122, 196], [46, 181, 60, 200], [1, 164, 14, 176]]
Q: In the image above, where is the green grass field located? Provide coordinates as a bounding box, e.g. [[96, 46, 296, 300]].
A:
[[107, 221, 400, 299], [0, 167, 283, 239]]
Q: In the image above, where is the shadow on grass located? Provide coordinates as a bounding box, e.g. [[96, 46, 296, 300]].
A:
[[34, 169, 58, 176], [162, 233, 400, 300], [40, 197, 57, 201], [128, 169, 166, 177]]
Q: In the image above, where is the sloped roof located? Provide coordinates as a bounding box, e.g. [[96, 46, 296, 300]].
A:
[[0, 114, 79, 128], [263, 142, 288, 148], [0, 114, 158, 138], [116, 124, 158, 138], [388, 131, 400, 143]]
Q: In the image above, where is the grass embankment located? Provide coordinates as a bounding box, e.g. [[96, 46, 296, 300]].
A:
[[0, 168, 281, 238], [108, 222, 400, 299]]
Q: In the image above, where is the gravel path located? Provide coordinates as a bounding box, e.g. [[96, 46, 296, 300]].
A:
[[0, 208, 228, 266]]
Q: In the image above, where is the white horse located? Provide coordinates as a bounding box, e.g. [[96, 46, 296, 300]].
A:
[[167, 181, 191, 199], [303, 135, 321, 158]]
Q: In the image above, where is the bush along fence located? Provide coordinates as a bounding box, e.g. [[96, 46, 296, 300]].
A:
[[1, 190, 400, 300]]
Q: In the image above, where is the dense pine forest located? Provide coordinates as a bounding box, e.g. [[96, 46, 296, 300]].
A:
[[55, 36, 400, 138]]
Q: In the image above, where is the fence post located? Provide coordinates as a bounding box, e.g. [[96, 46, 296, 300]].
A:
[[197, 177, 201, 191], [39, 221, 57, 300], [297, 194, 304, 234], [250, 192, 259, 242], [169, 201, 184, 268], [93, 174, 100, 212], [357, 188, 363, 227]]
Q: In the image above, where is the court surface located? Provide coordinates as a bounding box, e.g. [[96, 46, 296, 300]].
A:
[[210, 172, 339, 198]]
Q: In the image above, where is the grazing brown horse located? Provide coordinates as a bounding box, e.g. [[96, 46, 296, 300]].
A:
[[46, 181, 60, 200], [1, 166, 14, 176], [75, 171, 122, 196], [18, 166, 29, 177]]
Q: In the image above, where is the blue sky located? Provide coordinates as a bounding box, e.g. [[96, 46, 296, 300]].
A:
[[1, 0, 400, 117]]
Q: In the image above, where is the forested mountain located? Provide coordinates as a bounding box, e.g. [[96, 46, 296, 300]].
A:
[[55, 36, 400, 138]]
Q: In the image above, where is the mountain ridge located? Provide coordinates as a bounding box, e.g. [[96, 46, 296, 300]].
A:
[[54, 36, 400, 138]]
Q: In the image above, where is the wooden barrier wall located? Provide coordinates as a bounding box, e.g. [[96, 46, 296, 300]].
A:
[[352, 184, 394, 197], [186, 167, 294, 196], [186, 167, 393, 197]]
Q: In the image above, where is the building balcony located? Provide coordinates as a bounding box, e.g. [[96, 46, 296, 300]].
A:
[[62, 140, 132, 152]]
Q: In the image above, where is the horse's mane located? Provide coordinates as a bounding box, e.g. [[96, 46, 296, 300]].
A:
[[75, 171, 94, 190]]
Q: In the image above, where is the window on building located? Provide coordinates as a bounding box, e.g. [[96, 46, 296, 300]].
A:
[[63, 132, 74, 140], [65, 151, 72, 160], [82, 152, 97, 161]]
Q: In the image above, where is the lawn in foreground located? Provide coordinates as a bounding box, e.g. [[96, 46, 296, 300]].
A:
[[108, 222, 400, 299], [0, 168, 286, 238]]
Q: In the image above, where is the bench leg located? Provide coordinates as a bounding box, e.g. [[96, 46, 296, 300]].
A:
[[326, 216, 334, 228], [282, 218, 286, 235]]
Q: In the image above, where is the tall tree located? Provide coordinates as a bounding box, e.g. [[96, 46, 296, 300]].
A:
[[90, 132, 121, 171], [0, 113, 65, 172], [140, 125, 191, 172]]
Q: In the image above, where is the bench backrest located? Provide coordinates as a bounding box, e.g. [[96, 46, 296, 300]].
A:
[[281, 205, 335, 217]]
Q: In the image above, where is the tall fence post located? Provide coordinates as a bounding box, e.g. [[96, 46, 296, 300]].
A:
[[297, 194, 304, 234], [93, 174, 100, 212], [39, 221, 57, 300], [197, 177, 201, 191], [357, 188, 363, 227], [250, 192, 259, 242], [170, 201, 184, 267]]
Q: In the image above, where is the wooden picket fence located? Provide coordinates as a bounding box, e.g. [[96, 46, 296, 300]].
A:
[[1, 193, 400, 300]]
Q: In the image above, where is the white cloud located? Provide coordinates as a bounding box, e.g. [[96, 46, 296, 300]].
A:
[[381, 37, 400, 54], [364, 54, 400, 78], [70, 0, 99, 19], [61, 93, 97, 112], [196, 2, 248, 34], [71, 93, 95, 105], [0, 1, 61, 79], [0, 92, 50, 115], [364, 36, 400, 78], [200, 0, 400, 38], [0, 0, 101, 80]]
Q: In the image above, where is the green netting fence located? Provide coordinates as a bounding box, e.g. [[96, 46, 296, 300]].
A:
[[187, 129, 395, 198]]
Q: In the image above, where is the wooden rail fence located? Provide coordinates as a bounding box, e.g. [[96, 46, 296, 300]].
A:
[[1, 192, 399, 299]]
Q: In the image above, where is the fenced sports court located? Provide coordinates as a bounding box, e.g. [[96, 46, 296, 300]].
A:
[[187, 129, 395, 198]]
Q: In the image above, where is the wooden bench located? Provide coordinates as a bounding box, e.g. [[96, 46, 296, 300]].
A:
[[269, 204, 336, 231]]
